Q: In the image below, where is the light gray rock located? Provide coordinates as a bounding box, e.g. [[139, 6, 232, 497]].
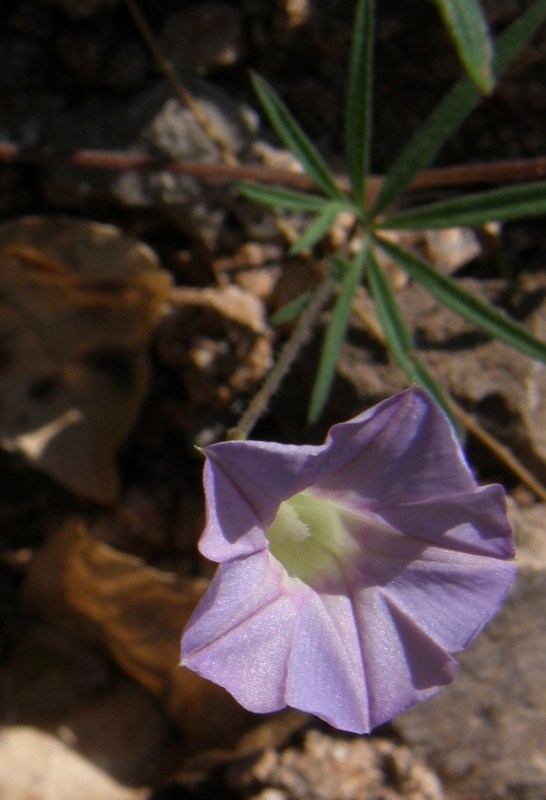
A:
[[229, 728, 445, 800], [339, 274, 546, 480], [392, 502, 546, 800], [39, 78, 258, 247], [0, 726, 147, 800]]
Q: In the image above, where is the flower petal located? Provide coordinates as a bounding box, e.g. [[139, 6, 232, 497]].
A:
[[378, 549, 516, 653], [285, 590, 370, 732], [182, 550, 374, 732], [181, 551, 299, 713], [182, 388, 516, 734], [200, 441, 322, 562], [304, 487, 514, 658], [353, 587, 458, 728], [316, 388, 476, 507], [336, 513, 515, 652], [376, 484, 514, 558]]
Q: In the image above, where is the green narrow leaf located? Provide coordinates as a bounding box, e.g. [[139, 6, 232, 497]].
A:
[[382, 181, 546, 229], [330, 254, 353, 280], [345, 0, 375, 207], [291, 202, 350, 254], [432, 0, 493, 93], [251, 73, 345, 200], [366, 249, 413, 356], [372, 0, 546, 216], [375, 234, 546, 362], [366, 248, 453, 417], [237, 183, 331, 212], [308, 247, 367, 423], [270, 290, 313, 326]]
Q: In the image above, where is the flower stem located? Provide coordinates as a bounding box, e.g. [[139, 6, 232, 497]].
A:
[[229, 278, 335, 440]]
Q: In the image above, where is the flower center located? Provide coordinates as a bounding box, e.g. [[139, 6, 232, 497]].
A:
[[265, 493, 359, 585]]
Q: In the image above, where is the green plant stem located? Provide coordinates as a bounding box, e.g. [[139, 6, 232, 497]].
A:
[[229, 278, 335, 440]]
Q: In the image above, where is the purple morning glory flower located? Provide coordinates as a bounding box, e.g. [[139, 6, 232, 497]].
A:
[[181, 388, 515, 734]]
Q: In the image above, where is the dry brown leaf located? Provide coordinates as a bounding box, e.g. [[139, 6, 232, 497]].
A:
[[58, 525, 255, 753], [62, 528, 205, 697], [0, 216, 172, 502], [21, 521, 307, 782]]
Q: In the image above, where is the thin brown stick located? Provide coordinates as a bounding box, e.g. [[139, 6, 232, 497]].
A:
[[123, 0, 238, 167], [3, 142, 545, 196], [352, 298, 546, 502], [0, 143, 328, 189], [410, 157, 546, 191], [448, 399, 546, 503]]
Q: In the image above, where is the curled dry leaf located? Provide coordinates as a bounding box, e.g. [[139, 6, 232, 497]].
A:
[[22, 522, 307, 775], [62, 527, 206, 698], [60, 525, 256, 754], [0, 217, 172, 502]]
